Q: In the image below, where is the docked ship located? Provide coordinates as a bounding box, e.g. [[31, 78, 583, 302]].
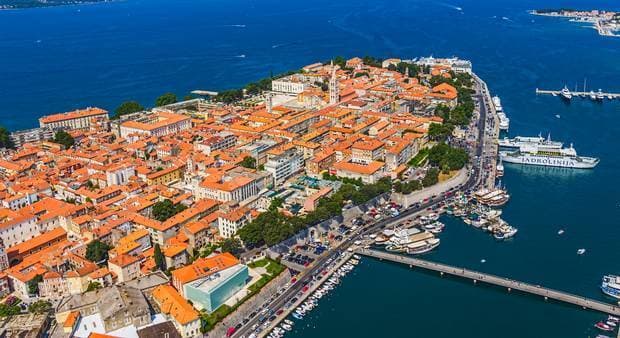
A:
[[492, 96, 510, 131], [560, 85, 572, 100], [474, 188, 510, 207], [500, 143, 599, 169], [601, 275, 620, 299], [498, 134, 563, 149]]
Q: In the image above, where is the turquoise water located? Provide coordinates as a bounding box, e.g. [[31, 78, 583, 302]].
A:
[[1, 0, 620, 337]]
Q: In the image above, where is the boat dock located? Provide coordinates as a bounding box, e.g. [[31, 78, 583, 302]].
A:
[[536, 88, 620, 99], [356, 248, 620, 316]]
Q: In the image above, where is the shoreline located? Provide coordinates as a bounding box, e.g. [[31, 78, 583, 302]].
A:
[[529, 9, 620, 38]]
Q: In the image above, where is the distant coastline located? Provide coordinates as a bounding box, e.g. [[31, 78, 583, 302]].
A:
[[530, 8, 620, 37], [0, 0, 114, 10]]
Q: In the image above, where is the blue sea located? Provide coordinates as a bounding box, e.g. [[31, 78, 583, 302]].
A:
[[2, 0, 620, 336]]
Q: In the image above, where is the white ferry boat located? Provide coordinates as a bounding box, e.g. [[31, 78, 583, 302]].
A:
[[500, 143, 599, 169], [498, 134, 563, 149], [601, 275, 620, 299]]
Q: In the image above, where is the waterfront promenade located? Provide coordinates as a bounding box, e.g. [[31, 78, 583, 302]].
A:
[[357, 248, 620, 316]]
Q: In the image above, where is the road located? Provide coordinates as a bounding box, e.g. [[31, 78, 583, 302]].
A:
[[231, 76, 493, 338]]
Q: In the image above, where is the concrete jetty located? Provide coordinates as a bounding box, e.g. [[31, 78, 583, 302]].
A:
[[357, 248, 620, 316]]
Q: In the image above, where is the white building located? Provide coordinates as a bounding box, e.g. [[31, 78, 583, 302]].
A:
[[119, 111, 191, 140], [272, 74, 309, 94], [0, 212, 39, 247], [195, 131, 237, 155], [264, 148, 304, 186], [217, 206, 252, 238], [39, 107, 108, 130], [2, 191, 38, 211], [105, 164, 136, 186]]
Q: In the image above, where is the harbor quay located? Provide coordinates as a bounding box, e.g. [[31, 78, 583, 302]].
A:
[[357, 249, 620, 317]]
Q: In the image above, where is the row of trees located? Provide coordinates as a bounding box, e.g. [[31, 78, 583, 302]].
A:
[[238, 177, 392, 247]]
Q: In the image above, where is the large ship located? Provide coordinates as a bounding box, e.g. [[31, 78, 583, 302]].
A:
[[498, 134, 563, 149], [500, 143, 599, 169], [601, 275, 620, 299], [492, 96, 510, 131]]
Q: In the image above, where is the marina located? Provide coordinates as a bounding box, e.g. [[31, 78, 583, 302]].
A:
[[356, 248, 620, 317], [536, 88, 620, 100]]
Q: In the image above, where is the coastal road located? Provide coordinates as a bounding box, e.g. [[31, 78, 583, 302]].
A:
[[231, 76, 494, 338]]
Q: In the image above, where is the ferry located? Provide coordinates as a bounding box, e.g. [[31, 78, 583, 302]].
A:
[[499, 143, 599, 169], [560, 85, 572, 100], [498, 134, 563, 149], [601, 275, 620, 299]]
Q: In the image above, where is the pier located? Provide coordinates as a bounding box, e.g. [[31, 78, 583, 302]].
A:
[[536, 88, 620, 99], [356, 248, 620, 316]]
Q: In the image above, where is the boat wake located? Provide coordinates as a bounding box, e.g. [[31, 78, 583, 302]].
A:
[[438, 3, 462, 11], [234, 54, 246, 58], [225, 24, 246, 28], [502, 16, 512, 21]]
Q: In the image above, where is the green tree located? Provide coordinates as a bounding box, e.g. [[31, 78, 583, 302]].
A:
[[85, 240, 112, 264], [220, 238, 243, 256], [86, 281, 102, 292], [0, 125, 14, 149], [113, 101, 144, 119], [153, 243, 167, 271], [28, 300, 51, 314], [53, 130, 75, 149], [422, 168, 440, 187], [152, 199, 187, 221], [155, 92, 178, 107], [27, 274, 43, 296], [0, 303, 21, 317], [239, 156, 256, 169]]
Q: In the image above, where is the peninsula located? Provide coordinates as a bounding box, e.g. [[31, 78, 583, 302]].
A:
[[0, 55, 500, 338], [530, 8, 620, 37]]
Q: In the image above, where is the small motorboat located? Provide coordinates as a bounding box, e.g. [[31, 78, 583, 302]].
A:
[[557, 229, 565, 235], [577, 248, 586, 255], [555, 114, 561, 119], [605, 320, 617, 327], [480, 259, 486, 263], [608, 315, 619, 323], [281, 324, 292, 331], [595, 321, 613, 331], [292, 312, 303, 320]]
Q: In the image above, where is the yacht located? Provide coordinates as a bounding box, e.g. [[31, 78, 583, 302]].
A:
[[496, 159, 504, 177], [492, 96, 503, 112], [595, 322, 614, 332], [560, 86, 572, 100], [406, 238, 440, 254], [601, 275, 620, 299]]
